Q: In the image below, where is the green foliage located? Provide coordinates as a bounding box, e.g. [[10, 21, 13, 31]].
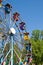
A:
[[41, 30, 43, 40], [31, 30, 43, 41], [31, 30, 43, 65], [31, 30, 40, 41], [19, 30, 43, 64]]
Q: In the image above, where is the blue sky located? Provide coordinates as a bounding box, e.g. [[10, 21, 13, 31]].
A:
[[2, 0, 43, 35]]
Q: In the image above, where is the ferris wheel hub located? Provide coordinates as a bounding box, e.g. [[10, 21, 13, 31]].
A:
[[10, 27, 16, 35]]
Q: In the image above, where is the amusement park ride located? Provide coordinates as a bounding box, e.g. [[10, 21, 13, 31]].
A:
[[0, 0, 32, 65]]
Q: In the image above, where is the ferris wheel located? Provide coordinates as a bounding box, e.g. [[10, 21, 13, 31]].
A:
[[0, 0, 32, 65]]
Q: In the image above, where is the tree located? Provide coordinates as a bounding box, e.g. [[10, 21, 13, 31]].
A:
[[31, 37, 43, 65], [41, 30, 43, 40], [31, 30, 40, 41]]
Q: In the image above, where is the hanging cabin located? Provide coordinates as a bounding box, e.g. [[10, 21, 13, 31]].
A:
[[13, 12, 20, 21], [19, 22, 25, 30], [5, 3, 12, 14], [24, 32, 29, 40]]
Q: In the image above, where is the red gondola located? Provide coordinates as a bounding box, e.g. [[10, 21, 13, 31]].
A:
[[0, 0, 2, 3], [13, 12, 19, 21], [29, 57, 32, 63]]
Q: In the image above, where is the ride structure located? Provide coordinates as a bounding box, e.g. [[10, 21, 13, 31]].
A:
[[0, 0, 32, 65]]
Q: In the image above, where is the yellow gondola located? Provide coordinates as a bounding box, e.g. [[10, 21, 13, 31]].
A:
[[24, 32, 30, 40], [24, 35, 29, 40], [0, 3, 2, 7]]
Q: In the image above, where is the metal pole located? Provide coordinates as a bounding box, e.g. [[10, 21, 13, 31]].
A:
[[11, 36, 13, 65]]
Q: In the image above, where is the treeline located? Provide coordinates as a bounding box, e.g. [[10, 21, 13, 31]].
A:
[[31, 30, 43, 65]]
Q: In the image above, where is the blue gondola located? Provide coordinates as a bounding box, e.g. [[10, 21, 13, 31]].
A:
[[4, 3, 12, 14]]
